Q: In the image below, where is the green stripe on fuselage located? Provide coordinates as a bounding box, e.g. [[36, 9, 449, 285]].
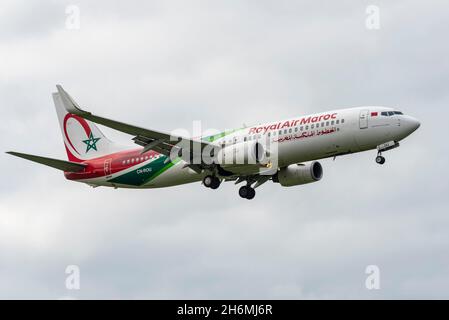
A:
[[109, 128, 242, 186], [108, 156, 180, 186]]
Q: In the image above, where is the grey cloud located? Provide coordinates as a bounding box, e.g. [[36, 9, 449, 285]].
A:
[[0, 0, 448, 299]]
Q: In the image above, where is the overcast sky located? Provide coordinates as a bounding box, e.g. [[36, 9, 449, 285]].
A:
[[1, 0, 448, 299]]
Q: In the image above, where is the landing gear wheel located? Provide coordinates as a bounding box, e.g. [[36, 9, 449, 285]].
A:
[[375, 155, 386, 165], [210, 177, 221, 189], [203, 175, 214, 188], [239, 186, 256, 199], [239, 186, 249, 198], [246, 187, 256, 200]]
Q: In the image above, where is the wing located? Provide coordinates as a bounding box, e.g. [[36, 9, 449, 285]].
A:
[[56, 85, 214, 160]]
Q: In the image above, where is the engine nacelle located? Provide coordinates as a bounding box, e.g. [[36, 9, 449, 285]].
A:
[[273, 161, 323, 187], [215, 141, 265, 167]]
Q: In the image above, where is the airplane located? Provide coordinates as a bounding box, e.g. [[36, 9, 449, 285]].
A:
[[7, 85, 420, 199]]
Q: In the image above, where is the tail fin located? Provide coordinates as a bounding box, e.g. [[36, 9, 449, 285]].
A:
[[53, 87, 120, 162]]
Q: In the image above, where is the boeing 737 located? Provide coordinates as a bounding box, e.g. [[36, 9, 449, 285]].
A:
[[7, 85, 420, 199]]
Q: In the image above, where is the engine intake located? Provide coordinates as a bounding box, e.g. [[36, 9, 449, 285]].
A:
[[273, 161, 323, 187]]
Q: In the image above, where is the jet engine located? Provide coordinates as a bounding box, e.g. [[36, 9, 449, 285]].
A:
[[215, 141, 265, 167], [273, 161, 323, 187]]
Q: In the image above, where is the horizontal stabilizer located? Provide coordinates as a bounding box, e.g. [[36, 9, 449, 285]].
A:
[[6, 151, 87, 172]]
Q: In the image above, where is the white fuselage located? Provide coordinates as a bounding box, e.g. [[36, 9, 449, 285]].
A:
[[76, 106, 420, 188]]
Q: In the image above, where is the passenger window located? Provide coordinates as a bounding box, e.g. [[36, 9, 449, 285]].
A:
[[336, 120, 339, 124], [300, 126, 303, 131], [388, 111, 394, 116], [131, 159, 134, 163], [381, 112, 388, 116], [331, 121, 334, 125], [326, 121, 329, 126], [305, 125, 309, 130], [341, 119, 345, 123], [294, 127, 298, 132], [321, 123, 324, 127], [284, 130, 287, 134], [311, 124, 314, 129], [289, 128, 292, 133], [278, 130, 282, 135]]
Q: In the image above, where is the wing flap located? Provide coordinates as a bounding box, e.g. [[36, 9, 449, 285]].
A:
[[6, 151, 87, 172]]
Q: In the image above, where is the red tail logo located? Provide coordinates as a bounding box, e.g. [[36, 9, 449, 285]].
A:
[[63, 114, 101, 161]]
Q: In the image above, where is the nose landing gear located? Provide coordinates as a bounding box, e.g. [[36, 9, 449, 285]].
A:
[[375, 153, 386, 165], [375, 141, 400, 165]]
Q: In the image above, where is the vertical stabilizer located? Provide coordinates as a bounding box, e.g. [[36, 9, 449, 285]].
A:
[[53, 90, 121, 162]]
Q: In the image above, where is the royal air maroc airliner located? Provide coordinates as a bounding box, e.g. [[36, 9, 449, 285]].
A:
[[7, 85, 420, 199]]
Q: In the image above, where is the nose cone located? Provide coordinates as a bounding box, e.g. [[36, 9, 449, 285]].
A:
[[404, 116, 421, 135], [409, 117, 421, 132]]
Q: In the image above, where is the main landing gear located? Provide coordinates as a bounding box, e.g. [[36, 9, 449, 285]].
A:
[[203, 175, 221, 189], [239, 185, 256, 200], [203, 174, 257, 200]]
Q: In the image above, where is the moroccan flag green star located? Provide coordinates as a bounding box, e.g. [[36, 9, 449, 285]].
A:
[[82, 132, 101, 153]]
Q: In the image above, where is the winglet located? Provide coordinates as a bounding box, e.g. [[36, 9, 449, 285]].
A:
[[56, 85, 89, 115]]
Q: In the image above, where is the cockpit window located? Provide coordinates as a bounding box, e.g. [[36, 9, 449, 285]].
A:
[[381, 111, 403, 116]]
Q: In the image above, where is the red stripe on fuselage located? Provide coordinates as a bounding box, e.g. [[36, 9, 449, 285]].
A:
[[64, 148, 161, 180]]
